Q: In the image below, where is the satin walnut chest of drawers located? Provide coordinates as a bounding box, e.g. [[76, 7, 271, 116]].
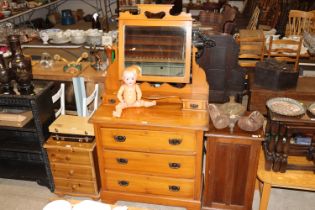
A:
[[90, 104, 209, 210]]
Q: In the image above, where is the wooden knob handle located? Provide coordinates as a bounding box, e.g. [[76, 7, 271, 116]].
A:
[[68, 170, 75, 175]]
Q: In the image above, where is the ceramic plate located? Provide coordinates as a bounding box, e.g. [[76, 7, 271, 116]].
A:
[[42, 28, 62, 39], [50, 38, 71, 44], [73, 200, 111, 210], [42, 200, 72, 210], [266, 97, 305, 116], [308, 102, 315, 116]]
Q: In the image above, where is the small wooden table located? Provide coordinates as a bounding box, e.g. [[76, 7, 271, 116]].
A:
[[264, 108, 315, 172], [257, 149, 315, 210]]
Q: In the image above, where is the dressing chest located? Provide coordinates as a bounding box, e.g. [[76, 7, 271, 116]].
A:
[[90, 5, 210, 209], [91, 104, 208, 209]]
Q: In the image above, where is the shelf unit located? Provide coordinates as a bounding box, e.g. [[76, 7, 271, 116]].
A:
[[0, 0, 65, 25], [0, 81, 56, 191]]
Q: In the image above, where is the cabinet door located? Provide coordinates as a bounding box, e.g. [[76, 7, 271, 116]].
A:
[[203, 137, 260, 210]]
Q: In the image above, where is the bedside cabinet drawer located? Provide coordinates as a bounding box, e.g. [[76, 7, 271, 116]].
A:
[[101, 128, 196, 153], [104, 150, 195, 178], [54, 178, 97, 195], [47, 149, 91, 165], [105, 170, 194, 198], [50, 163, 95, 181]]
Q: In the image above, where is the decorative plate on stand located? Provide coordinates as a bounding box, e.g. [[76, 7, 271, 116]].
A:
[[266, 97, 305, 117], [307, 102, 315, 117]]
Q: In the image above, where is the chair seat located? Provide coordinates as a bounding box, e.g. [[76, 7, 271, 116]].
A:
[[239, 60, 260, 68], [257, 148, 315, 210]]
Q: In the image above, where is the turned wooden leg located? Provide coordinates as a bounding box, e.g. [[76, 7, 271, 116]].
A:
[[259, 182, 271, 210]]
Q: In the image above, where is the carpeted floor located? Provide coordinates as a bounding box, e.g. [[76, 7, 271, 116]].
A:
[[0, 178, 314, 210]]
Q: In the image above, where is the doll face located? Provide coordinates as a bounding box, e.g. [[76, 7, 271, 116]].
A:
[[123, 71, 137, 86]]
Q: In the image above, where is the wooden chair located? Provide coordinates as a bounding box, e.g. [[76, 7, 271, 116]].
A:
[[238, 34, 266, 68], [267, 36, 303, 71], [257, 148, 315, 210], [72, 77, 99, 117], [82, 84, 99, 117], [51, 83, 65, 118], [286, 10, 314, 36], [310, 10, 315, 33]]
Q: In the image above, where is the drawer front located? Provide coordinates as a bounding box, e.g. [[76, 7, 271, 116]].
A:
[[182, 100, 207, 110], [54, 178, 97, 195], [47, 149, 91, 165], [101, 128, 196, 153], [105, 170, 194, 198], [104, 150, 195, 178], [50, 163, 95, 181]]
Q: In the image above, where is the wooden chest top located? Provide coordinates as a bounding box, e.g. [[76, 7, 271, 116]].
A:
[[90, 103, 209, 131]]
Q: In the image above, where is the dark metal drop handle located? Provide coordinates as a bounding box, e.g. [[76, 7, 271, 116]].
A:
[[168, 138, 182, 145], [114, 135, 126, 142], [169, 162, 181, 169], [116, 158, 128, 164], [118, 180, 129, 187], [108, 99, 116, 104], [190, 103, 199, 109], [169, 185, 180, 192]]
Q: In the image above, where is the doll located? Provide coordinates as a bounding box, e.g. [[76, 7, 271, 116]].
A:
[[112, 65, 156, 117]]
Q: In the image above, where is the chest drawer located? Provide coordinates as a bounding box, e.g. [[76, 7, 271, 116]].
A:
[[54, 178, 97, 195], [100, 128, 196, 153], [105, 170, 194, 198], [50, 163, 95, 181], [47, 149, 92, 165], [182, 99, 207, 110], [104, 150, 195, 178]]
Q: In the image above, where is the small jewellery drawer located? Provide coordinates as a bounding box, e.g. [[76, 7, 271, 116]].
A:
[[47, 149, 91, 165], [50, 163, 95, 181], [105, 170, 194, 198], [182, 99, 207, 110], [54, 178, 97, 195], [101, 128, 196, 153], [104, 150, 195, 178]]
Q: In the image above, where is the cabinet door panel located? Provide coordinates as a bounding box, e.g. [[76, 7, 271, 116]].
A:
[[212, 142, 231, 204], [204, 137, 260, 209], [231, 144, 251, 206]]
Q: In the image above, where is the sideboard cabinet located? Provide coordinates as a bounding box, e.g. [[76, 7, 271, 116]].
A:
[[203, 124, 263, 210], [0, 81, 55, 191]]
